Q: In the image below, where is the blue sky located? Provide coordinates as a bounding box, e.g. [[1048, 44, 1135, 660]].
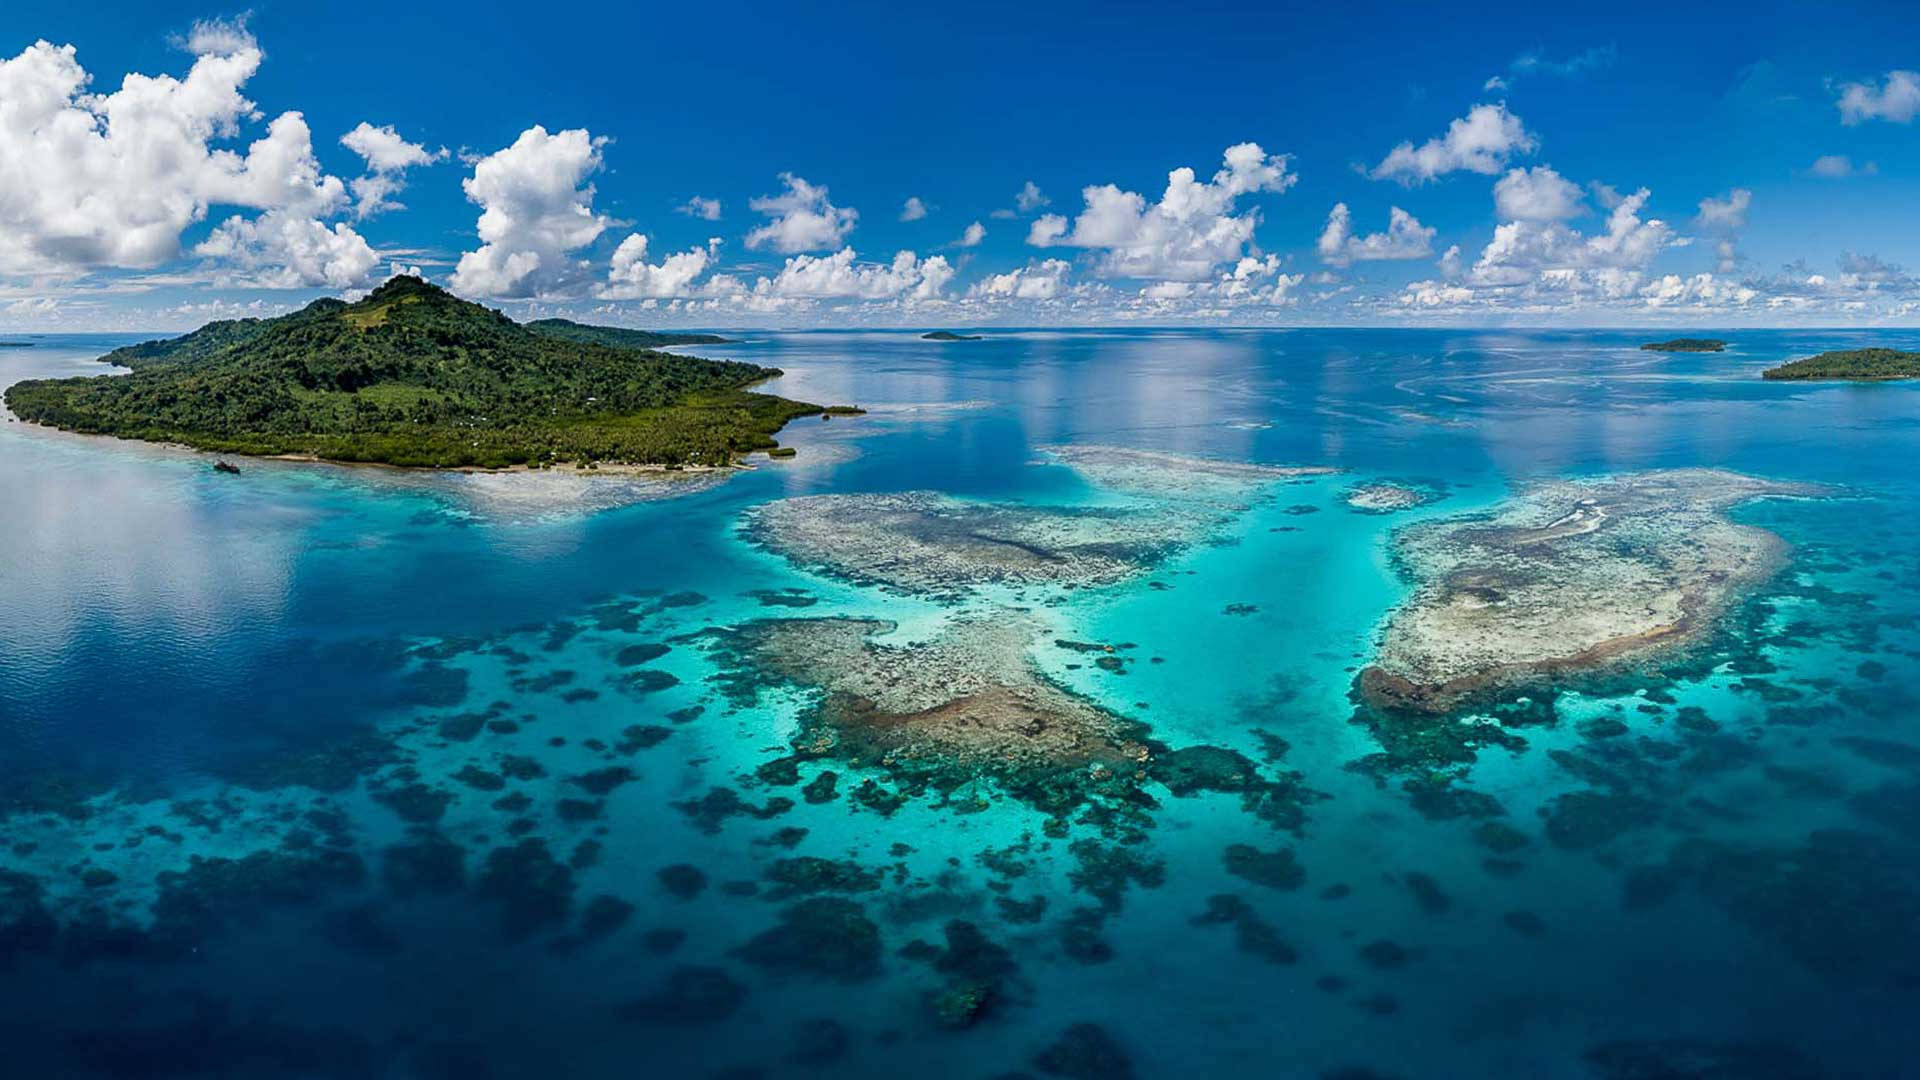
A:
[[2, 0, 1919, 329]]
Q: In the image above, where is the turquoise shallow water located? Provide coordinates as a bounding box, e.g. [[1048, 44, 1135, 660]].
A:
[[3, 329, 1920, 1078]]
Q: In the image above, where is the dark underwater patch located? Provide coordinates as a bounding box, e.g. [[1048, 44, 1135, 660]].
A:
[[735, 897, 882, 982]]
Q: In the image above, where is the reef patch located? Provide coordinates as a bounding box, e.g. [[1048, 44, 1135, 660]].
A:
[[1360, 469, 1820, 714], [741, 446, 1332, 597], [1343, 482, 1440, 514], [1037, 444, 1334, 505], [708, 614, 1149, 776], [740, 492, 1203, 596]]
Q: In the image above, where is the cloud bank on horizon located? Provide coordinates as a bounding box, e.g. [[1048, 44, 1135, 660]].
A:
[[1, 7, 1918, 330]]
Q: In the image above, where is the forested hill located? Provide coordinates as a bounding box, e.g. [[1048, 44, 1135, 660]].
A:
[[4, 276, 831, 468], [96, 302, 730, 371], [523, 318, 731, 348], [1761, 348, 1920, 381], [97, 314, 286, 370]]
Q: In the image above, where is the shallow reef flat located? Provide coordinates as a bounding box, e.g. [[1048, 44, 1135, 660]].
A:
[[1037, 444, 1336, 506], [1343, 482, 1441, 514], [708, 615, 1150, 775], [739, 492, 1203, 595], [1361, 469, 1823, 713], [371, 464, 731, 521], [704, 610, 1320, 830], [741, 446, 1329, 597]]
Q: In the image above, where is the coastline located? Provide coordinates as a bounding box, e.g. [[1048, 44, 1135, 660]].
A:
[[1762, 373, 1920, 383], [258, 449, 754, 478], [5, 413, 770, 477]]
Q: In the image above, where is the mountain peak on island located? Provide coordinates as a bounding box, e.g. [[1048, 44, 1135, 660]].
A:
[[364, 274, 450, 301], [366, 270, 441, 295]]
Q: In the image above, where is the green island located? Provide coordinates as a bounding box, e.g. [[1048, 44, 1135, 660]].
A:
[[1762, 348, 1920, 381], [1639, 338, 1727, 352], [922, 330, 983, 341], [3, 276, 852, 469], [522, 318, 732, 348]]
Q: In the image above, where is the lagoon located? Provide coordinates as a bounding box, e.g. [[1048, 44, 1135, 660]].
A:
[[3, 328, 1919, 1077]]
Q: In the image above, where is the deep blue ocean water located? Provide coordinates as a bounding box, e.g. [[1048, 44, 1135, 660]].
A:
[[3, 328, 1920, 1078]]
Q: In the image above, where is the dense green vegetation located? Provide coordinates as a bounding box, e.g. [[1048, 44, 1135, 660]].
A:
[[1762, 348, 1920, 381], [1639, 338, 1727, 352], [91, 306, 729, 372], [922, 331, 982, 341], [95, 316, 282, 370], [523, 318, 731, 348], [4, 277, 836, 468]]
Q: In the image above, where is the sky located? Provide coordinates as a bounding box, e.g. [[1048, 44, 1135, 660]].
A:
[[2, 0, 1919, 331]]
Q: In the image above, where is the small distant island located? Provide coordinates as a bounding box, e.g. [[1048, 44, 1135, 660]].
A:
[[3, 276, 852, 469], [522, 318, 732, 348], [922, 330, 982, 341], [1640, 338, 1726, 352], [1762, 348, 1920, 381]]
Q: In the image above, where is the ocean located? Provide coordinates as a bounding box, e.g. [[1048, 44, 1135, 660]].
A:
[[3, 327, 1918, 1078]]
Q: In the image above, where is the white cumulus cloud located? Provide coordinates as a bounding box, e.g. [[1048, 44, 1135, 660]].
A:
[[340, 122, 444, 219], [1473, 183, 1675, 290], [0, 24, 376, 287], [677, 196, 722, 221], [1316, 203, 1435, 266], [759, 248, 952, 300], [450, 125, 610, 299], [339, 122, 440, 174], [899, 196, 927, 222], [745, 173, 857, 253], [1370, 103, 1536, 185], [1809, 155, 1874, 178], [1838, 70, 1920, 124], [1400, 280, 1476, 308], [1738, 254, 1920, 320], [1639, 272, 1756, 308], [1695, 188, 1752, 272], [957, 221, 986, 247], [1213, 255, 1303, 304], [970, 259, 1072, 300], [1027, 142, 1295, 280], [1492, 166, 1585, 222], [187, 107, 383, 288], [1015, 181, 1049, 212], [1695, 188, 1751, 231], [598, 234, 718, 300], [195, 208, 378, 289]]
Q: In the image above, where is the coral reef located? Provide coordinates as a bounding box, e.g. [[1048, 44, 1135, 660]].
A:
[[1038, 444, 1333, 506], [1343, 483, 1439, 514], [1033, 1021, 1135, 1079], [617, 966, 748, 1025], [741, 447, 1330, 597], [709, 614, 1149, 777], [1190, 893, 1298, 964], [1361, 470, 1819, 713], [740, 492, 1203, 596], [735, 897, 883, 982]]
